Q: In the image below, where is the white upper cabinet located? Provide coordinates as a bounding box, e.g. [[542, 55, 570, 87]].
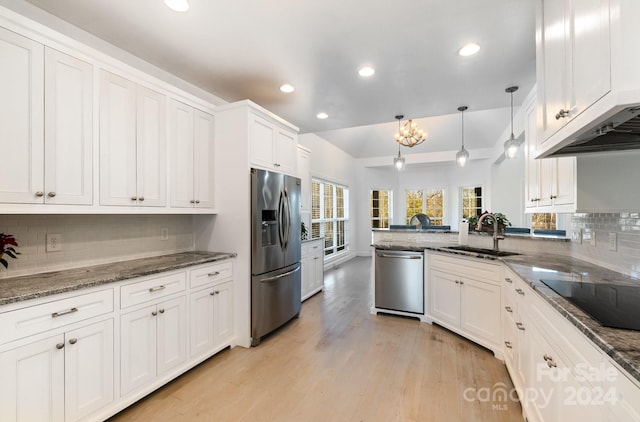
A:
[[296, 145, 311, 211], [0, 27, 44, 204], [44, 47, 93, 205], [99, 70, 166, 207], [250, 114, 297, 175], [169, 99, 215, 209]]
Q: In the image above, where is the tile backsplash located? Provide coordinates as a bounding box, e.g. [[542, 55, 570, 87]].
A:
[[0, 215, 195, 278], [571, 212, 640, 278]]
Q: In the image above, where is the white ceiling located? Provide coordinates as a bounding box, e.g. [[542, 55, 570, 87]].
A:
[[21, 0, 537, 160]]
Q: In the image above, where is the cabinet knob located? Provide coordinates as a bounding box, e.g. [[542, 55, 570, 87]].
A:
[[131, 196, 138, 201], [515, 288, 525, 296], [69, 338, 77, 345], [459, 281, 464, 285], [505, 277, 513, 284], [152, 311, 158, 316], [516, 322, 525, 331], [35, 191, 44, 197], [504, 341, 512, 349], [56, 343, 65, 350], [274, 163, 281, 167], [138, 196, 145, 202], [195, 200, 200, 204], [550, 195, 557, 199], [505, 306, 513, 313], [190, 200, 195, 204], [555, 109, 570, 120], [159, 309, 165, 314], [454, 280, 460, 284], [214, 291, 220, 295], [543, 354, 552, 362], [47, 192, 56, 197], [210, 291, 215, 296]]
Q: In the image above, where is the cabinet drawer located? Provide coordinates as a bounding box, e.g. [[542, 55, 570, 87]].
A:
[[121, 271, 186, 308], [190, 261, 233, 289], [430, 252, 501, 284], [302, 240, 322, 257], [0, 289, 113, 343]]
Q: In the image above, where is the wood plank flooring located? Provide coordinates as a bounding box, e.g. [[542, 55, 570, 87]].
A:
[[108, 257, 523, 421]]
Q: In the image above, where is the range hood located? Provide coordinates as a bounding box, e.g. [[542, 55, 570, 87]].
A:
[[548, 106, 640, 156]]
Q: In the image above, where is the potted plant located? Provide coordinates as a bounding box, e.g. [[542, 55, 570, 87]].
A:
[[466, 212, 511, 234], [301, 221, 308, 241], [0, 233, 20, 269]]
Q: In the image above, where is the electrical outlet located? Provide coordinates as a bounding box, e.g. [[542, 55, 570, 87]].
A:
[[609, 232, 617, 251], [590, 231, 596, 246], [160, 228, 169, 241], [582, 229, 596, 246], [46, 233, 62, 252], [571, 230, 582, 244]]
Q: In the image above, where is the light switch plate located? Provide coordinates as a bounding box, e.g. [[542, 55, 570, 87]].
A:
[[609, 232, 617, 251]]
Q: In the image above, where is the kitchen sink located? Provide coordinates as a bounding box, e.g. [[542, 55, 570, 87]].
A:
[[442, 245, 521, 257]]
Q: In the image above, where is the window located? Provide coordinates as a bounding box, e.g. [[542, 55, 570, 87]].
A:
[[312, 179, 349, 257], [461, 186, 483, 220], [404, 188, 445, 226], [371, 190, 392, 228], [531, 213, 556, 230]]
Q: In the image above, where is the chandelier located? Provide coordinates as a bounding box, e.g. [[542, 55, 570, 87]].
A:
[[395, 115, 427, 147]]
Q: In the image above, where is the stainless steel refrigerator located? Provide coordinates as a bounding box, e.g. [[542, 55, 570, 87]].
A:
[[251, 168, 301, 346]]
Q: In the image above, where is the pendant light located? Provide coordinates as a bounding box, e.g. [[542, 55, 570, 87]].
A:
[[393, 115, 406, 171], [456, 106, 470, 167], [504, 86, 519, 159]]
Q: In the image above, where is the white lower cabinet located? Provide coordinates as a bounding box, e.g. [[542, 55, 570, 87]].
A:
[[189, 281, 234, 359], [301, 239, 324, 301], [428, 253, 502, 355], [0, 318, 114, 422], [120, 296, 187, 396]]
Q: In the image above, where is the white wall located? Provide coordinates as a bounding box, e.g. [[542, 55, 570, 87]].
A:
[[490, 152, 526, 228], [298, 133, 359, 266]]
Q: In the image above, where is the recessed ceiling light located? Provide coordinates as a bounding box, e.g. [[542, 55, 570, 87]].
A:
[[458, 43, 480, 56], [164, 0, 190, 12], [358, 66, 375, 77], [280, 84, 295, 93], [317, 112, 329, 120]]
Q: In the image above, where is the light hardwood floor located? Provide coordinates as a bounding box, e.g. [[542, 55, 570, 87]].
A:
[[109, 257, 523, 421]]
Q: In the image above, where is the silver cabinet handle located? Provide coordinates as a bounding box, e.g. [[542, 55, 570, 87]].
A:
[[550, 195, 557, 200], [208, 271, 220, 277], [515, 288, 525, 296], [35, 191, 44, 197], [454, 280, 460, 284], [52, 307, 78, 318], [69, 338, 77, 345], [210, 291, 215, 296], [195, 200, 200, 204], [56, 343, 65, 350], [138, 196, 145, 202], [260, 265, 301, 283], [159, 309, 165, 314], [274, 163, 281, 167], [152, 311, 158, 316], [505, 306, 513, 313], [314, 257, 319, 260], [516, 322, 525, 331], [504, 341, 512, 349], [214, 291, 220, 295], [148, 285, 166, 292], [547, 359, 557, 368], [313, 246, 319, 249], [131, 196, 138, 201], [47, 192, 56, 197], [190, 200, 195, 204], [376, 253, 421, 259], [555, 109, 570, 120], [543, 354, 552, 361], [459, 281, 464, 285], [505, 277, 513, 284]]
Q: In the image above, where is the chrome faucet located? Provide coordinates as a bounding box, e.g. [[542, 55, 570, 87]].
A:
[[476, 213, 505, 251]]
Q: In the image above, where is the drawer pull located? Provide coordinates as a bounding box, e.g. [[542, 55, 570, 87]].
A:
[[56, 343, 65, 350], [505, 277, 513, 284], [131, 196, 138, 201], [69, 338, 77, 345], [547, 359, 557, 368], [313, 246, 318, 249], [516, 322, 525, 331], [505, 306, 513, 313], [52, 307, 78, 318], [159, 309, 165, 314], [515, 288, 525, 296], [543, 354, 552, 361], [454, 280, 460, 284], [208, 271, 221, 277], [152, 311, 158, 316], [35, 191, 44, 197], [210, 291, 215, 296], [148, 285, 166, 293], [555, 109, 570, 120], [47, 191, 56, 197], [504, 341, 512, 349], [214, 290, 220, 295]]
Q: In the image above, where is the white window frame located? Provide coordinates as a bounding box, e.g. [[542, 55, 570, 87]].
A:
[[312, 178, 349, 257], [404, 187, 446, 226], [460, 185, 483, 220], [370, 189, 393, 229]]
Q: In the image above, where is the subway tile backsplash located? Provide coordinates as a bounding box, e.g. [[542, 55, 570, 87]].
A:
[[571, 212, 640, 278], [0, 215, 195, 278]]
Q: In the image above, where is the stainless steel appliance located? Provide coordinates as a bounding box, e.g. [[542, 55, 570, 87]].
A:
[[251, 168, 301, 346], [374, 249, 424, 314]]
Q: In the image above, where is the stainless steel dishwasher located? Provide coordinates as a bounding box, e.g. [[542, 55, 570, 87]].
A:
[[374, 249, 424, 314]]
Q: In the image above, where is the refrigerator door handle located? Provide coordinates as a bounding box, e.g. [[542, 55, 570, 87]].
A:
[[277, 190, 285, 250], [259, 265, 301, 283], [283, 189, 291, 250]]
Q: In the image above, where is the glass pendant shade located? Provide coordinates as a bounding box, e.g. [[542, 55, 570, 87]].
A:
[[394, 153, 406, 171], [456, 147, 469, 167], [504, 135, 519, 158]]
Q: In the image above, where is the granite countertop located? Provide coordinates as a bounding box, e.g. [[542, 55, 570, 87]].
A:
[[372, 228, 570, 242], [373, 241, 640, 383], [0, 251, 236, 306]]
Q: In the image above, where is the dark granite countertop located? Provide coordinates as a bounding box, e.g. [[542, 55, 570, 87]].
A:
[[373, 242, 640, 383], [0, 251, 236, 306]]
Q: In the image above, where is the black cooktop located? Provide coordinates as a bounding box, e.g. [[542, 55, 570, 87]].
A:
[[540, 279, 640, 331]]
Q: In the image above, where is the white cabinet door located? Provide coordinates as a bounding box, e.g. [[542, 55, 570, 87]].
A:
[[300, 254, 311, 300], [552, 156, 576, 206], [275, 128, 297, 175], [460, 277, 501, 346], [64, 319, 114, 421], [156, 296, 187, 376], [297, 146, 311, 211], [537, 157, 554, 208], [213, 281, 234, 347], [120, 304, 156, 396], [0, 27, 44, 204], [250, 115, 276, 170], [193, 109, 215, 208], [169, 99, 195, 208], [189, 286, 216, 358], [429, 269, 460, 328], [0, 333, 65, 422], [99, 70, 137, 206], [44, 47, 93, 206], [524, 102, 541, 209], [136, 85, 166, 207], [312, 253, 324, 292]]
